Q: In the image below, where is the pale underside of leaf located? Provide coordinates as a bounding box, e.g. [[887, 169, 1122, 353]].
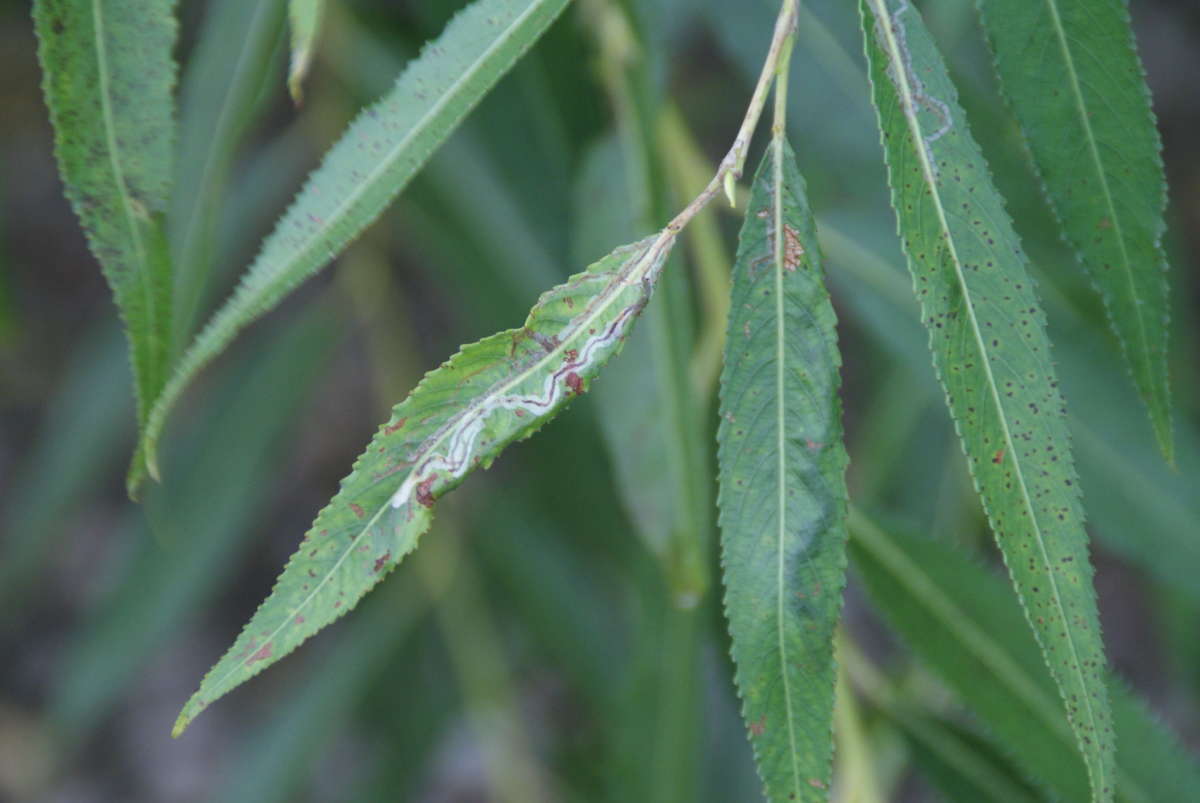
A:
[[859, 0, 1113, 799], [34, 0, 176, 430], [173, 233, 674, 736], [977, 0, 1173, 461], [717, 138, 848, 802], [134, 0, 571, 491]]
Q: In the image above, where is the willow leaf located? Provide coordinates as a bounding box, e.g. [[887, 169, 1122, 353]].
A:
[[860, 2, 1114, 797], [136, 0, 571, 490], [287, 0, 323, 102], [173, 233, 675, 736], [849, 511, 1200, 803], [34, 0, 176, 432], [977, 0, 1173, 461], [717, 139, 848, 802]]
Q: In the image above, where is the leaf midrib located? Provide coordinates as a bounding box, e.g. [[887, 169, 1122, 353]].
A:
[[91, 0, 161, 406], [190, 236, 666, 708], [868, 0, 1106, 794], [769, 135, 803, 798], [1041, 0, 1152, 380]]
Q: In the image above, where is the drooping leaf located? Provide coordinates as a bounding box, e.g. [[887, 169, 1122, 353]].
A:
[[859, 1, 1114, 796], [173, 232, 676, 735], [287, 0, 324, 102], [977, 0, 1174, 461], [34, 0, 176, 434], [849, 510, 1200, 803], [171, 0, 287, 350], [717, 138, 849, 802], [135, 0, 572, 489]]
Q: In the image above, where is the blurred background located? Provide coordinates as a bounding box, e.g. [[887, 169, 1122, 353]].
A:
[[1, 0, 1197, 800]]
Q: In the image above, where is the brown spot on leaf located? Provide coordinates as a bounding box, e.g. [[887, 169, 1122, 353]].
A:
[[349, 502, 365, 518], [247, 643, 273, 664], [993, 448, 1005, 464], [383, 417, 407, 435], [565, 372, 584, 395], [782, 224, 805, 271], [564, 349, 579, 364], [808, 779, 827, 790], [373, 551, 391, 573], [750, 715, 767, 737], [416, 476, 437, 508], [295, 615, 305, 624]]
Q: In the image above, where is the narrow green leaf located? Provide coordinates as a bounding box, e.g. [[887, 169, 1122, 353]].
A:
[[717, 139, 849, 802], [287, 0, 324, 102], [136, 0, 571, 489], [33, 0, 176, 430], [977, 0, 1174, 461], [173, 233, 675, 736], [849, 510, 1200, 803], [860, 2, 1114, 797]]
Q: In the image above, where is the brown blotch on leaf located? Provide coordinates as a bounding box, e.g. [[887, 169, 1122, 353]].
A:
[[782, 224, 805, 271], [993, 448, 1006, 464], [349, 502, 366, 518], [373, 551, 392, 573], [565, 372, 584, 395], [247, 643, 273, 664], [383, 417, 407, 435], [416, 476, 437, 508]]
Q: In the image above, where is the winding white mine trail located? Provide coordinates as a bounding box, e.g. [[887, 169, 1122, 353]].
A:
[[389, 278, 646, 511]]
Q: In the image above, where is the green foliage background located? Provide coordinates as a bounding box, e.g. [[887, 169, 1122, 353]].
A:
[[1, 0, 1197, 800]]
